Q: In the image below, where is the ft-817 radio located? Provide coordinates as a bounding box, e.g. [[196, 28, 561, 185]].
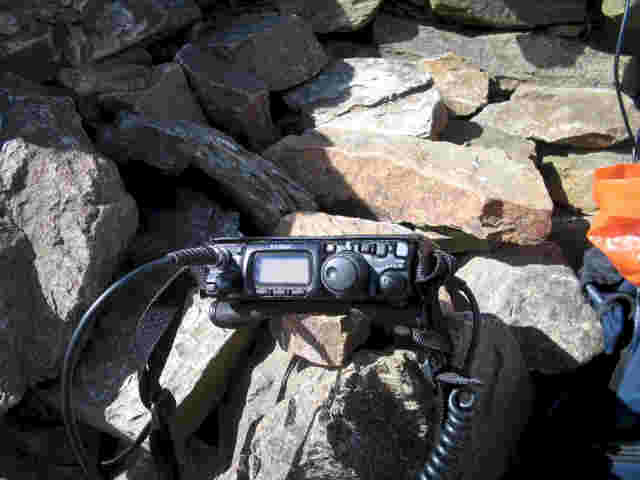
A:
[[195, 235, 437, 328]]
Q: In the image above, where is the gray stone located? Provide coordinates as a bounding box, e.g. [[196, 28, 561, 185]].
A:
[[456, 249, 604, 372], [0, 92, 138, 413], [539, 146, 632, 212], [0, 72, 72, 99], [0, 12, 60, 82], [0, 219, 38, 414], [263, 127, 552, 244], [127, 188, 241, 265], [283, 57, 447, 138], [96, 112, 316, 233], [270, 311, 371, 367], [199, 14, 328, 91], [175, 44, 279, 151], [62, 0, 202, 66], [217, 311, 533, 480], [430, 0, 586, 28], [98, 62, 209, 125], [474, 84, 640, 149], [40, 199, 246, 450], [439, 119, 537, 164], [374, 14, 640, 95], [57, 48, 155, 96], [275, 0, 384, 33]]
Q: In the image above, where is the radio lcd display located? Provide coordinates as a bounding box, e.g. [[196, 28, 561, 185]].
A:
[[253, 251, 311, 285]]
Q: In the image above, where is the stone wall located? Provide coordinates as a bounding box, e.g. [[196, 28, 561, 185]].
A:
[[0, 0, 636, 479]]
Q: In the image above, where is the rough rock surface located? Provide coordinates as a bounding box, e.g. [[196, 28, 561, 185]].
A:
[[439, 119, 537, 164], [473, 84, 640, 148], [263, 127, 552, 244], [0, 10, 60, 82], [216, 311, 533, 480], [270, 311, 371, 367], [96, 112, 317, 232], [279, 56, 449, 135], [0, 91, 138, 414], [275, 0, 384, 32], [539, 147, 632, 213], [430, 0, 586, 28], [175, 44, 279, 151], [374, 14, 640, 94], [456, 247, 604, 372], [57, 48, 154, 96], [61, 0, 202, 66], [198, 14, 328, 91], [419, 53, 489, 116], [283, 57, 433, 124], [97, 62, 209, 125]]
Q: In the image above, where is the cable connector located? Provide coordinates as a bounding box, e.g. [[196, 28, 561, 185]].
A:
[[167, 245, 228, 266]]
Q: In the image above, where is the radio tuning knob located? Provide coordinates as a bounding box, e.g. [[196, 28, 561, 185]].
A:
[[321, 251, 369, 296], [379, 271, 407, 298]]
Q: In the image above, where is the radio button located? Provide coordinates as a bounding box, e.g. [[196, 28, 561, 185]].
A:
[[395, 241, 409, 258]]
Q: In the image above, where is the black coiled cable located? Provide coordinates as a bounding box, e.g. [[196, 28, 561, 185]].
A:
[[418, 388, 477, 480]]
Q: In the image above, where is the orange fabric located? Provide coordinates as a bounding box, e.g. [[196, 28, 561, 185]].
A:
[[588, 163, 640, 285]]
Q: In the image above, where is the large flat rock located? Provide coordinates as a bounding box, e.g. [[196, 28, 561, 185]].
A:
[[283, 57, 447, 138], [474, 84, 640, 148], [439, 119, 537, 164], [263, 127, 552, 244], [374, 14, 640, 95]]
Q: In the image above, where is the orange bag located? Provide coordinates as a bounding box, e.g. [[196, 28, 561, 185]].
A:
[[588, 163, 640, 286]]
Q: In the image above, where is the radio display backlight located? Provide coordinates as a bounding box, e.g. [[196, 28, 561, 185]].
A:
[[253, 251, 312, 286]]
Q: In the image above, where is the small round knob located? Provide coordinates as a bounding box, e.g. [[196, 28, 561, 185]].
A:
[[379, 271, 407, 298], [321, 251, 369, 296]]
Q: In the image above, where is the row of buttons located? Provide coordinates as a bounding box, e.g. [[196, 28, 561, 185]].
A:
[[256, 288, 307, 296], [324, 241, 409, 258]]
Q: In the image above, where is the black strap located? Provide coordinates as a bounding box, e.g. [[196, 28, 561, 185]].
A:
[[137, 303, 185, 480]]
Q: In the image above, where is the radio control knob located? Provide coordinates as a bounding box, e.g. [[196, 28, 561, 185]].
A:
[[321, 251, 369, 296], [379, 271, 407, 298]]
